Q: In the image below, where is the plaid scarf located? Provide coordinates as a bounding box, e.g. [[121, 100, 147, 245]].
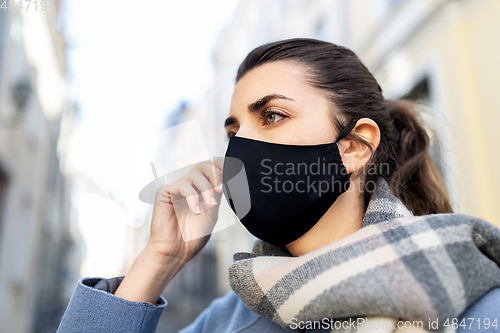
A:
[[228, 177, 500, 332]]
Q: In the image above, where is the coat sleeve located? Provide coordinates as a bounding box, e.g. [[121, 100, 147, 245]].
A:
[[457, 287, 500, 333], [56, 277, 168, 333], [178, 289, 263, 333]]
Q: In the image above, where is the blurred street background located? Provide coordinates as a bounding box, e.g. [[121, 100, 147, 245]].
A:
[[0, 0, 499, 332]]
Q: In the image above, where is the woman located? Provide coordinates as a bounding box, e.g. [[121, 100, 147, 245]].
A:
[[57, 39, 500, 333]]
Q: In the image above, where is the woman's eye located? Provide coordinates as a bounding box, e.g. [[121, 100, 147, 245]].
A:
[[266, 113, 283, 124], [260, 109, 287, 126]]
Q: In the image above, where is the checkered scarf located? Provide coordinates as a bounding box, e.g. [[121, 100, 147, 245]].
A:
[[228, 177, 500, 332]]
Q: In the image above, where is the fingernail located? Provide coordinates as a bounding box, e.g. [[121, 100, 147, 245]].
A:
[[196, 206, 201, 214], [210, 197, 217, 206], [217, 184, 223, 190]]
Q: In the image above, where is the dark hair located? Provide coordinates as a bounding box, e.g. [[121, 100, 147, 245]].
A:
[[236, 38, 452, 215]]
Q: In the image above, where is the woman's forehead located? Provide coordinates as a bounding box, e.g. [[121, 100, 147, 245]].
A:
[[228, 62, 319, 116]]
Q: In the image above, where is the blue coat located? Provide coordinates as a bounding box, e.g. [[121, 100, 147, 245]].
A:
[[56, 277, 500, 332]]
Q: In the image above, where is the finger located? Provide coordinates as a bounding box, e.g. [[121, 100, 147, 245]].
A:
[[165, 181, 201, 215], [154, 185, 173, 205], [210, 158, 225, 192], [190, 170, 219, 207], [196, 161, 223, 189], [210, 157, 224, 171]]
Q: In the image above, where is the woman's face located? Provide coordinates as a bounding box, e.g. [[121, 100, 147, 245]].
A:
[[225, 60, 338, 145]]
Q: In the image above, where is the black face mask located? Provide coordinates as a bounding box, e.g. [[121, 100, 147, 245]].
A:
[[222, 120, 357, 247]]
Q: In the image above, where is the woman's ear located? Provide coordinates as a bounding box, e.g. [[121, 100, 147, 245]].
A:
[[339, 118, 380, 174]]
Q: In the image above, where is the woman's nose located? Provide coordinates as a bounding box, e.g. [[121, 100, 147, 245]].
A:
[[233, 128, 254, 140]]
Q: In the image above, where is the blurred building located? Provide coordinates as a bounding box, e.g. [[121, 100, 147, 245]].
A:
[[340, 0, 500, 225], [0, 4, 78, 333]]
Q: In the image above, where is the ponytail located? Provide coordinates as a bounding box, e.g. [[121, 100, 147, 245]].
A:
[[383, 99, 453, 215]]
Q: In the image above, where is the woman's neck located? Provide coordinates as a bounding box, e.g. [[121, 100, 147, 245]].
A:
[[285, 180, 366, 257]]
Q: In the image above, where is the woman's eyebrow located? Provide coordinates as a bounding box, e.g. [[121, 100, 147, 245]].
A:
[[248, 94, 294, 112], [223, 94, 294, 128]]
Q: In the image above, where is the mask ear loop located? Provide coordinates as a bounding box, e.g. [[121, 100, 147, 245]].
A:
[[334, 120, 358, 143]]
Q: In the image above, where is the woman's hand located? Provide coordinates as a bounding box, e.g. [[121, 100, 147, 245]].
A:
[[146, 158, 224, 266], [114, 158, 224, 304]]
